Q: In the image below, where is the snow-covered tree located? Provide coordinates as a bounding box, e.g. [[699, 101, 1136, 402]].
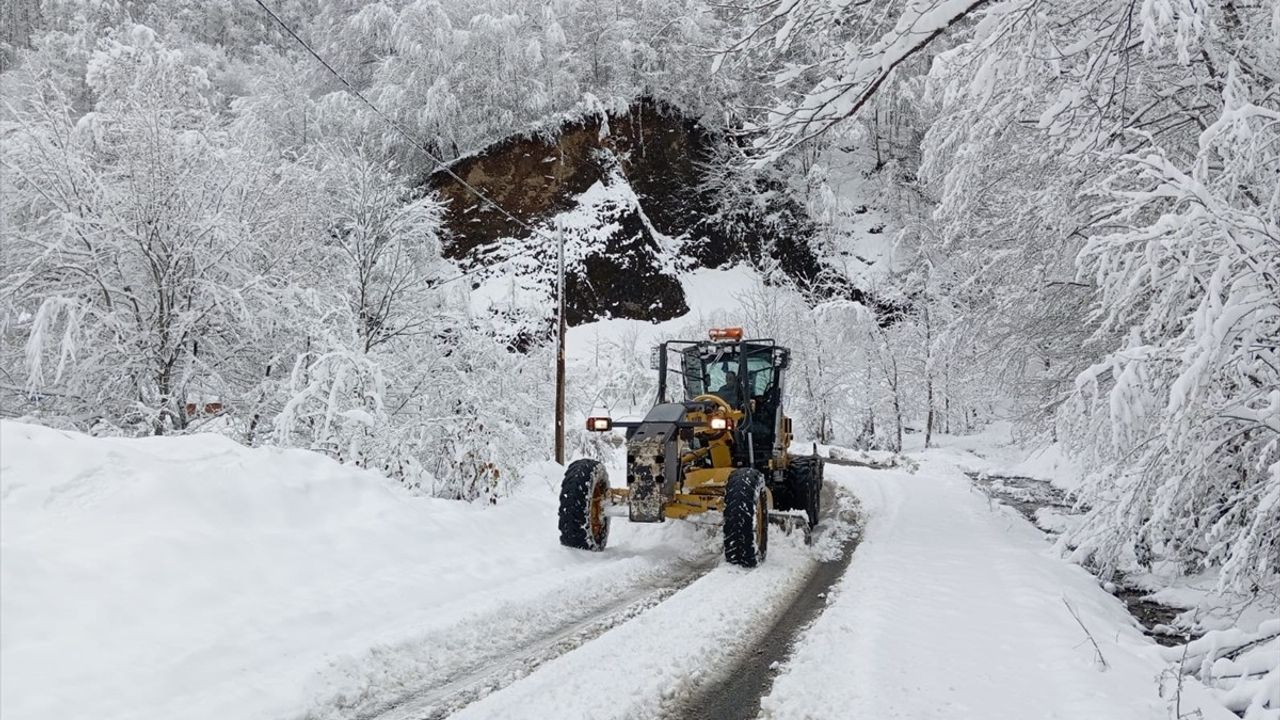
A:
[[1062, 76, 1279, 589], [2, 25, 285, 432], [718, 0, 1279, 591]]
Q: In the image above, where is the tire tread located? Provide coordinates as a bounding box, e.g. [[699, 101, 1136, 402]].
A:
[[559, 459, 609, 550]]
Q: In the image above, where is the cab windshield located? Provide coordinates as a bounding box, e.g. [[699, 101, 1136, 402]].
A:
[[679, 345, 776, 408]]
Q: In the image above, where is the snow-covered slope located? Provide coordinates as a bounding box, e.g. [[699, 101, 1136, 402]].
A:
[[0, 422, 703, 720], [439, 100, 906, 330], [564, 265, 765, 363]]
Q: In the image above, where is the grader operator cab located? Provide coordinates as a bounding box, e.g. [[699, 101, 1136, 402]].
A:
[[558, 327, 824, 567]]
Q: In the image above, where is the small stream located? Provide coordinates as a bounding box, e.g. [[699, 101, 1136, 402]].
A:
[[966, 472, 1196, 647], [966, 472, 1079, 527]]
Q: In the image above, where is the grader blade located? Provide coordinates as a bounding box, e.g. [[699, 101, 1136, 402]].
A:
[[769, 511, 813, 545]]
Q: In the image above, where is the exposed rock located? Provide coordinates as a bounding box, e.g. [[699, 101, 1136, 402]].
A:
[[426, 98, 828, 326]]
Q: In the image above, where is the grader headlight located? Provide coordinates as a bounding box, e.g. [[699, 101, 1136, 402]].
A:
[[708, 416, 733, 431], [586, 416, 613, 432]]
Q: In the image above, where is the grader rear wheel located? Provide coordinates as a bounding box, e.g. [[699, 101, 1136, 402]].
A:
[[786, 456, 823, 528]]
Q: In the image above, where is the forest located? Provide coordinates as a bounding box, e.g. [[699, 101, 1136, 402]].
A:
[[2, 0, 1276, 599]]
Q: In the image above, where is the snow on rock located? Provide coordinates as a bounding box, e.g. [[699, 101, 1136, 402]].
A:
[[432, 98, 828, 327], [564, 264, 766, 364], [466, 170, 690, 326], [1162, 621, 1280, 719], [0, 422, 701, 720]]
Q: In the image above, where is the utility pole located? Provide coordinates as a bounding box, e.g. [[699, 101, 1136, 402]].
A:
[[554, 223, 566, 464]]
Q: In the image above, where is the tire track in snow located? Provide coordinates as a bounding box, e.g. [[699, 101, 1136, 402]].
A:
[[444, 483, 862, 720], [370, 564, 709, 720], [662, 481, 863, 720], [298, 552, 716, 720]]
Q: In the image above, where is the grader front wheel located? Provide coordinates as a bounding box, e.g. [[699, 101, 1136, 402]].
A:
[[559, 459, 610, 551], [724, 468, 768, 567]]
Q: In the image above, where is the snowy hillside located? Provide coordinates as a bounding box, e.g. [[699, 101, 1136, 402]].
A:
[[436, 98, 869, 328]]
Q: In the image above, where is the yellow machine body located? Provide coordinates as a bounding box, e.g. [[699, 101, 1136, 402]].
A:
[[565, 329, 820, 567], [607, 400, 794, 520]]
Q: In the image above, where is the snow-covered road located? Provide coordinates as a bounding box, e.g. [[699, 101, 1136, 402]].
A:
[[760, 452, 1238, 720], [1, 424, 1244, 720], [447, 535, 820, 720]]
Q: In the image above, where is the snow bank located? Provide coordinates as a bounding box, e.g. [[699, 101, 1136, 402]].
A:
[[0, 422, 693, 720], [919, 422, 1086, 491], [1164, 621, 1280, 719], [0, 422, 474, 719], [1002, 442, 1086, 491]]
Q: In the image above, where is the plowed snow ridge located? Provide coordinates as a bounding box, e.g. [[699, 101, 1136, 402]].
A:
[[448, 536, 821, 720], [0, 424, 713, 720], [314, 558, 713, 720]]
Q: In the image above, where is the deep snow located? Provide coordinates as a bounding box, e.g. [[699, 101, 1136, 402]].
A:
[[2, 421, 1270, 720], [0, 422, 708, 720]]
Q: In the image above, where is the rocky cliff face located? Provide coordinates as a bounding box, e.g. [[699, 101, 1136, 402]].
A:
[[426, 98, 827, 326]]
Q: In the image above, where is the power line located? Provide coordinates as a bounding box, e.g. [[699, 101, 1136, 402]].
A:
[[251, 0, 559, 286], [254, 0, 573, 464]]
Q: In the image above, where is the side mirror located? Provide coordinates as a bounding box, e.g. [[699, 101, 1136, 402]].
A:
[[650, 346, 662, 370]]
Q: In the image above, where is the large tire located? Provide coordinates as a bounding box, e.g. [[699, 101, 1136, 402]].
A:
[[559, 459, 610, 551], [786, 456, 823, 528], [724, 468, 768, 567]]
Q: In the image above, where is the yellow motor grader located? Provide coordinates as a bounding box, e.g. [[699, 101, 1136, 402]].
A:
[[558, 328, 823, 567]]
